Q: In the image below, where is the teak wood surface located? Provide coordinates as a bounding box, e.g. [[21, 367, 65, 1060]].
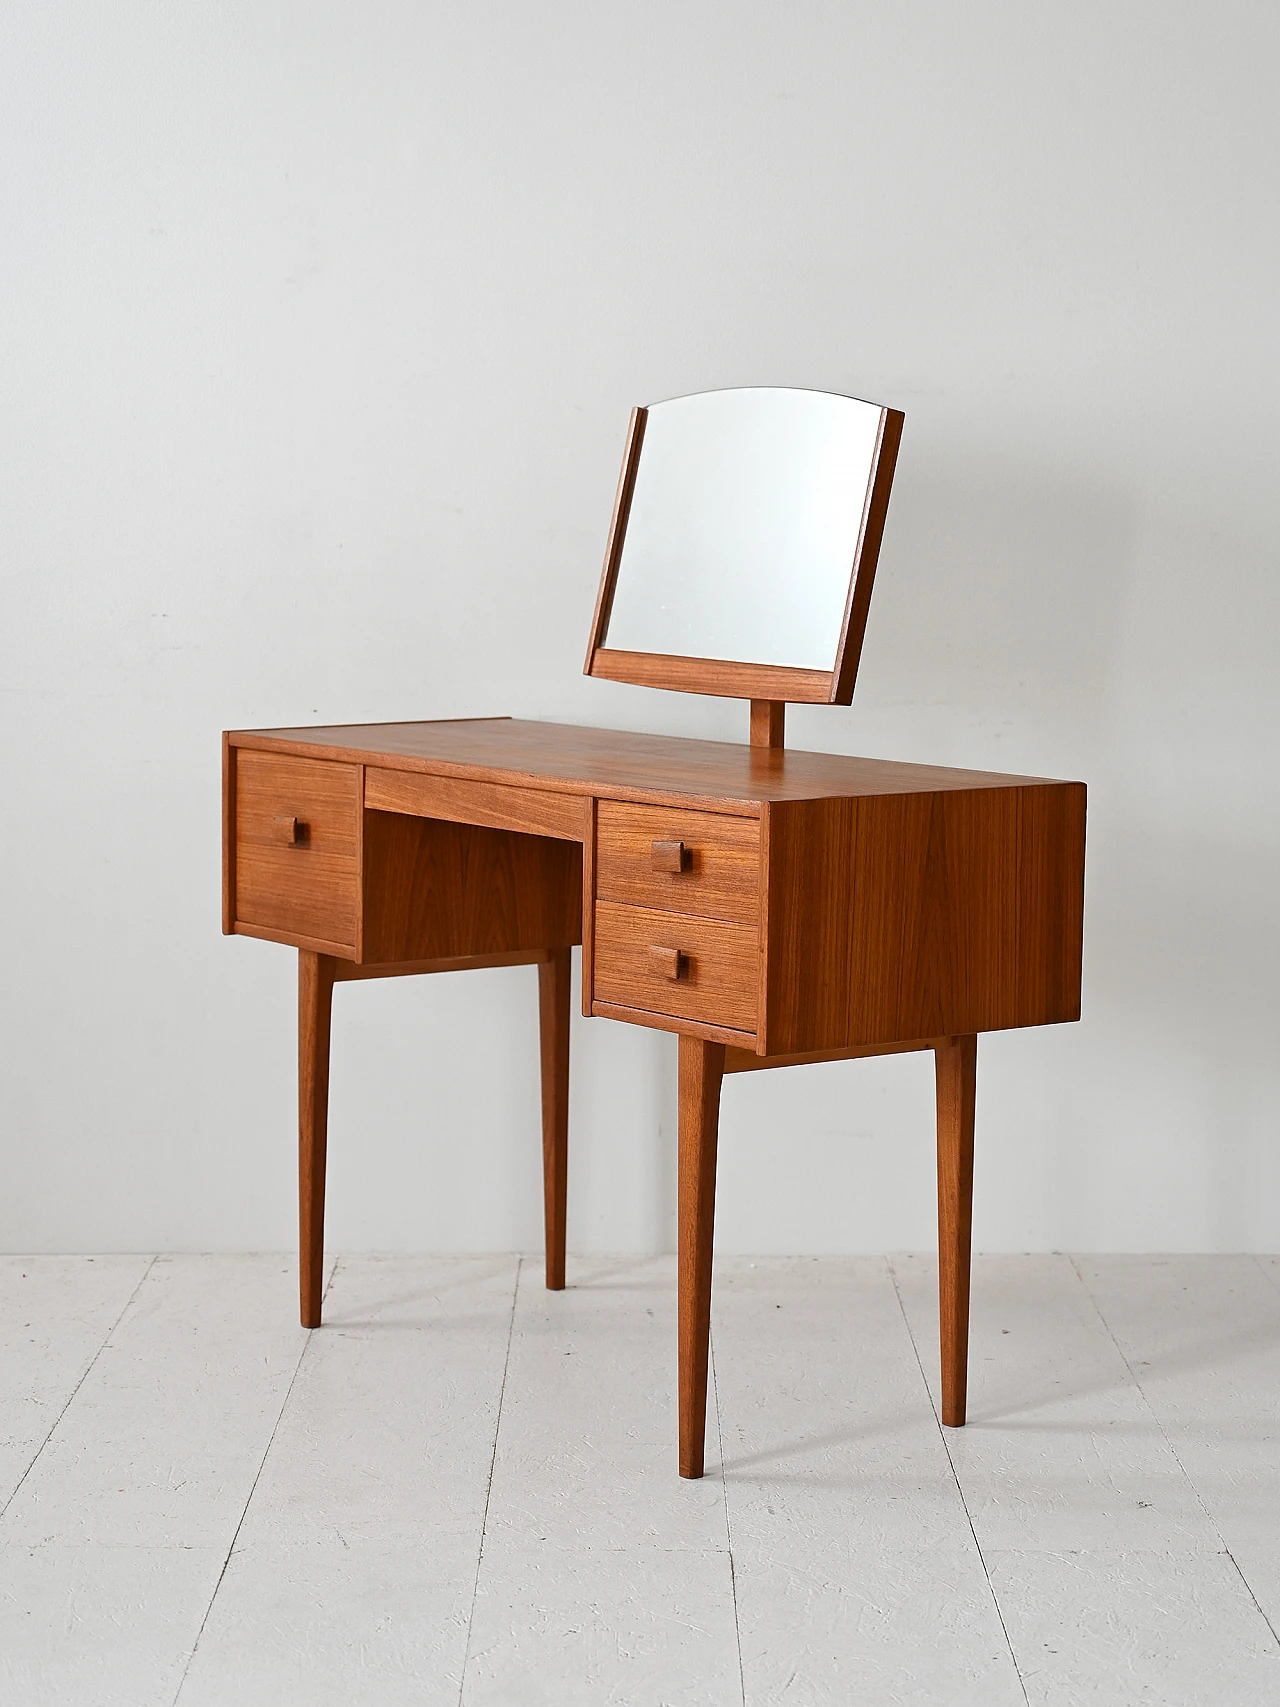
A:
[[538, 947, 572, 1292], [760, 785, 1085, 1054], [678, 1034, 725, 1479], [596, 800, 760, 925], [360, 811, 581, 965], [594, 901, 760, 1033], [936, 1034, 977, 1427], [749, 699, 786, 749], [298, 950, 335, 1329], [224, 715, 1085, 1476], [227, 717, 1065, 810], [293, 945, 572, 1328]]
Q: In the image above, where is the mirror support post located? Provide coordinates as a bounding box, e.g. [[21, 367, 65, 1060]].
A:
[[749, 699, 785, 750]]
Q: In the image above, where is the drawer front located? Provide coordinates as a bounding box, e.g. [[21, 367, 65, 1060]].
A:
[[594, 901, 758, 1033], [596, 802, 760, 924], [235, 750, 360, 949], [237, 751, 360, 856]]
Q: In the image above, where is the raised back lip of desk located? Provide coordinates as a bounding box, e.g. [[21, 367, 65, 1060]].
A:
[[224, 717, 1080, 816]]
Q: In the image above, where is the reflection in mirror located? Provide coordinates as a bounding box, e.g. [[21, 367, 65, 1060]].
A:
[[601, 388, 889, 672]]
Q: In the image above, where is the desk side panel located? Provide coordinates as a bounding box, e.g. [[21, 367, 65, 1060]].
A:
[[360, 810, 582, 964], [764, 784, 1085, 1053], [1014, 781, 1087, 1026], [222, 734, 235, 933]]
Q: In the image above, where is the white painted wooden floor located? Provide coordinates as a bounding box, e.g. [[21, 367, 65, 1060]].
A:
[[3, 1255, 1279, 1705]]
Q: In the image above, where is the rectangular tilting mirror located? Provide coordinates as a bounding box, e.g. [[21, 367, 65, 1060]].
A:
[[585, 387, 904, 704]]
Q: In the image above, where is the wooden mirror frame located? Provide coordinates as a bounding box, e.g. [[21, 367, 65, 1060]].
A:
[[583, 396, 905, 706]]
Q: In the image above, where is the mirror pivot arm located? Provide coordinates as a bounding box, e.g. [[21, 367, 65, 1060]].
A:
[[750, 700, 785, 750]]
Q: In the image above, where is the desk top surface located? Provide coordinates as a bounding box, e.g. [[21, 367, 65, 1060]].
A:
[[228, 718, 1074, 813]]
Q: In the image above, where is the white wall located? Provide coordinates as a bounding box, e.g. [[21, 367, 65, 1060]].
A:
[[3, 2, 1277, 1255]]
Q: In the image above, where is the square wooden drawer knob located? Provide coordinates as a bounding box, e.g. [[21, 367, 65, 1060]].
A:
[[651, 839, 691, 873], [649, 945, 688, 980], [273, 815, 307, 845]]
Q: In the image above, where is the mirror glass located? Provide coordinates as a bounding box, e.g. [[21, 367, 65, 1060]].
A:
[[601, 388, 885, 671]]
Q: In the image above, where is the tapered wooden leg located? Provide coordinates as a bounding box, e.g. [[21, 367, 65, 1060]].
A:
[[538, 947, 571, 1291], [678, 1033, 725, 1479], [299, 950, 337, 1329], [935, 1033, 977, 1427]]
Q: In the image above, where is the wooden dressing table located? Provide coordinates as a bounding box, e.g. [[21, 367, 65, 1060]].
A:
[[223, 389, 1086, 1478]]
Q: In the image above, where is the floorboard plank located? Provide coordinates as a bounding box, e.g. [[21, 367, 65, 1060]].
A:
[[464, 1258, 739, 1704], [892, 1253, 1219, 1552], [0, 1255, 325, 1548], [481, 1256, 729, 1551], [178, 1256, 521, 1706], [176, 1543, 476, 1707], [232, 1254, 519, 1552], [714, 1257, 1022, 1705], [988, 1546, 1280, 1707], [0, 1542, 224, 1707], [3, 1253, 1278, 1707], [1076, 1254, 1280, 1638], [0, 1256, 152, 1512], [462, 1542, 741, 1707]]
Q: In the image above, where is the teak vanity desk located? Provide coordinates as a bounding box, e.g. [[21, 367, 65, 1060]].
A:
[[223, 389, 1086, 1479]]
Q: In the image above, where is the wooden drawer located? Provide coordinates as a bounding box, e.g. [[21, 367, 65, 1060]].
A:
[[593, 901, 758, 1033], [236, 751, 359, 856], [234, 751, 360, 951], [596, 802, 760, 924]]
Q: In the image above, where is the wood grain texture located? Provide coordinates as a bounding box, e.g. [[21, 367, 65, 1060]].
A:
[[596, 802, 760, 925], [332, 951, 549, 981], [749, 700, 785, 748], [1014, 782, 1088, 1022], [936, 1034, 977, 1427], [272, 815, 303, 845], [583, 405, 648, 675], [236, 751, 360, 856], [650, 840, 691, 873], [227, 719, 1065, 813], [830, 407, 905, 704], [235, 845, 358, 952], [222, 733, 236, 933], [298, 950, 336, 1329], [360, 811, 581, 965], [678, 1034, 725, 1479], [364, 767, 586, 842], [761, 784, 1086, 1054], [593, 902, 758, 1033], [588, 1000, 755, 1050], [581, 797, 597, 1018], [233, 920, 359, 959], [353, 763, 366, 962], [755, 800, 773, 1054], [650, 945, 686, 980], [589, 648, 833, 704], [723, 1037, 942, 1073], [538, 947, 571, 1292], [234, 751, 361, 952]]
